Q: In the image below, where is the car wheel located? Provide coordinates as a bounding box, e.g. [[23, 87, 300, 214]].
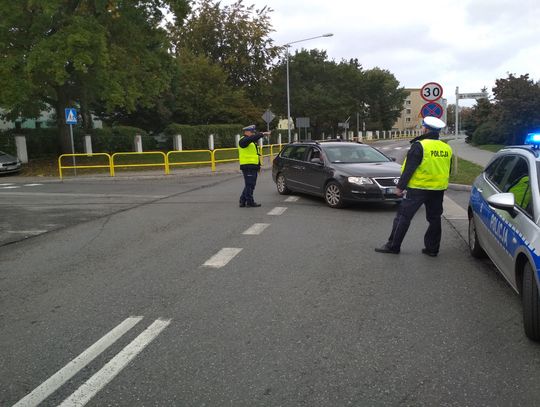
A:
[[523, 262, 540, 341], [324, 181, 344, 208], [276, 173, 291, 195], [468, 215, 486, 258]]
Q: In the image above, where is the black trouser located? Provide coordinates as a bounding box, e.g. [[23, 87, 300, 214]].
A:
[[240, 168, 258, 204], [387, 188, 445, 253]]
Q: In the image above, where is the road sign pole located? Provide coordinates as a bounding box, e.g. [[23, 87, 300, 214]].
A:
[[69, 124, 76, 176], [455, 86, 459, 138]]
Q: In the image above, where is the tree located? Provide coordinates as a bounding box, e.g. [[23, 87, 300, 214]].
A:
[[492, 74, 540, 144], [171, 0, 278, 102], [0, 0, 190, 152]]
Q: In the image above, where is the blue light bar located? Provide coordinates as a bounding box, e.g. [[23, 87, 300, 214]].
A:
[[525, 133, 540, 146]]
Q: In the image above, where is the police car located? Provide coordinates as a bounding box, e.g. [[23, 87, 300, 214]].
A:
[[468, 133, 540, 341]]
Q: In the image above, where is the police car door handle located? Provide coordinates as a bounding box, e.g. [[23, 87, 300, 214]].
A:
[[476, 187, 483, 193]]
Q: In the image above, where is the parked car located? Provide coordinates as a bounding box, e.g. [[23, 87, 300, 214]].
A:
[[272, 140, 402, 208], [468, 134, 540, 341], [0, 151, 22, 174]]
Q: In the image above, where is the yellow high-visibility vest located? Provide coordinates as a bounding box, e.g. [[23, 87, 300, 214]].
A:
[[403, 139, 452, 190], [238, 138, 260, 165]]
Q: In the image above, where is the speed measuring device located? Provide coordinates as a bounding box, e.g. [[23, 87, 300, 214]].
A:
[[421, 82, 443, 102]]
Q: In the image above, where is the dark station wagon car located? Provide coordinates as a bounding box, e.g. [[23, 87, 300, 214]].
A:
[[272, 140, 402, 208]]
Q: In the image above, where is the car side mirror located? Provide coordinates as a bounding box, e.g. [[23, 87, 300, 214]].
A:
[[487, 193, 517, 217], [310, 157, 323, 165]]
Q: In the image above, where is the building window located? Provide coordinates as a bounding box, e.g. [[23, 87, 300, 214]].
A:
[[406, 100, 411, 105], [406, 109, 411, 114], [406, 118, 411, 122]]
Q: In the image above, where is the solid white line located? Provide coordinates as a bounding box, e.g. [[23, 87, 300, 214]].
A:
[[242, 223, 270, 235], [0, 191, 165, 198], [7, 230, 48, 235], [203, 248, 243, 268], [58, 319, 171, 407], [267, 207, 287, 216], [13, 317, 143, 407], [444, 195, 468, 220], [285, 196, 299, 202]]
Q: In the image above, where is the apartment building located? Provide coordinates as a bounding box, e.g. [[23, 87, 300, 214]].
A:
[[392, 88, 447, 131]]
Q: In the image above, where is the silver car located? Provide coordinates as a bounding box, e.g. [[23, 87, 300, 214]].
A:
[[468, 139, 540, 341], [0, 151, 22, 174]]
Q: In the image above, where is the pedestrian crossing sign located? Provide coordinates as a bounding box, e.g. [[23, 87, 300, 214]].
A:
[[65, 108, 77, 125]]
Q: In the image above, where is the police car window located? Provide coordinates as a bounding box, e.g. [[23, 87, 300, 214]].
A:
[[505, 157, 533, 217], [487, 155, 517, 191]]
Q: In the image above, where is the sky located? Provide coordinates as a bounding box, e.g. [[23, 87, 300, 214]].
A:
[[219, 0, 540, 107]]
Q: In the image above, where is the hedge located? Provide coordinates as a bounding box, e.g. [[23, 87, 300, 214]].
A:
[[164, 124, 244, 149]]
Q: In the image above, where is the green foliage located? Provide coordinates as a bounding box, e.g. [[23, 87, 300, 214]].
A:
[[172, 0, 278, 101], [87, 126, 155, 153], [0, 0, 190, 151], [165, 123, 243, 149], [471, 121, 505, 145], [0, 128, 60, 157]]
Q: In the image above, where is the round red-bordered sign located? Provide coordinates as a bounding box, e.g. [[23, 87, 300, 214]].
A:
[[421, 102, 444, 118], [421, 82, 443, 102]]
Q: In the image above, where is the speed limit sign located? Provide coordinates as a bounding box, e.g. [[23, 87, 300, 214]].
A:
[[421, 82, 443, 102]]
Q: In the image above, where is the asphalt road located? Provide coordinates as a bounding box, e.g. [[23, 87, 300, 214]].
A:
[[1, 141, 539, 406]]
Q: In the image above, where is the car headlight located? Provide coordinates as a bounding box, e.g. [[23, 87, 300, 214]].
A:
[[348, 176, 373, 185]]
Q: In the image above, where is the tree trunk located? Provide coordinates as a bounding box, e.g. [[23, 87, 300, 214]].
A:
[[55, 86, 73, 154]]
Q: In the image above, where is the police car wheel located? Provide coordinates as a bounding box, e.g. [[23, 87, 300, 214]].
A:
[[325, 181, 344, 208], [522, 262, 540, 341], [468, 216, 486, 258], [276, 174, 291, 195]]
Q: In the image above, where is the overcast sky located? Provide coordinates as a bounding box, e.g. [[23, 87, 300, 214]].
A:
[[220, 0, 540, 107]]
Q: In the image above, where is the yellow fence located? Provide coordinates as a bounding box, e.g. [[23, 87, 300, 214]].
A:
[[58, 144, 285, 179]]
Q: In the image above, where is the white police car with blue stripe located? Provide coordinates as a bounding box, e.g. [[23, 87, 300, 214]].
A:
[[468, 133, 540, 341]]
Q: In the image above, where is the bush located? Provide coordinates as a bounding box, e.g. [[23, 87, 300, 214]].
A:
[[165, 124, 243, 149], [0, 128, 60, 157], [85, 126, 154, 153], [471, 121, 506, 145]]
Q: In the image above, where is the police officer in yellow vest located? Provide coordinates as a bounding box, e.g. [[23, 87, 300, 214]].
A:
[[375, 116, 452, 256], [238, 125, 269, 207]]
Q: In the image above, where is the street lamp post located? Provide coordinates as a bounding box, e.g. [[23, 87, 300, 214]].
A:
[[283, 33, 333, 142]]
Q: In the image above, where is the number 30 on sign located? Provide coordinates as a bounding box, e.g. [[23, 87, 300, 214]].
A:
[[421, 82, 443, 102]]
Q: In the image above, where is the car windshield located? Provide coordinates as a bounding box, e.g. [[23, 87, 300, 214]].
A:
[[322, 145, 390, 163]]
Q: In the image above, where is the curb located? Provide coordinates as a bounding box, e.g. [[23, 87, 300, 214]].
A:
[[448, 183, 472, 192]]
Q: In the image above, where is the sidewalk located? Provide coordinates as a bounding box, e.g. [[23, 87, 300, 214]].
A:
[[447, 137, 495, 167]]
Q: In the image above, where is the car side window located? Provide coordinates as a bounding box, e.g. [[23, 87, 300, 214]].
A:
[[306, 147, 322, 162], [288, 146, 308, 161], [505, 157, 533, 217], [486, 155, 516, 191], [280, 146, 294, 158]]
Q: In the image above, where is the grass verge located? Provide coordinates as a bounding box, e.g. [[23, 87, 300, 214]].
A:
[[449, 157, 483, 185]]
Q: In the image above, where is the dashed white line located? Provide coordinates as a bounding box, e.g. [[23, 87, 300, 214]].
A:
[[13, 316, 143, 407], [0, 183, 14, 186], [285, 196, 299, 202], [242, 223, 270, 235], [203, 248, 243, 268], [267, 207, 287, 216], [1, 186, 20, 189], [23, 183, 43, 187], [58, 318, 171, 407]]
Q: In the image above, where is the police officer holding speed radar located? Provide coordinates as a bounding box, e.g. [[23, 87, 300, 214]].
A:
[[238, 125, 270, 207], [375, 116, 453, 256]]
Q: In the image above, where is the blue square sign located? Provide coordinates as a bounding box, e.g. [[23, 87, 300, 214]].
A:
[[65, 108, 77, 125]]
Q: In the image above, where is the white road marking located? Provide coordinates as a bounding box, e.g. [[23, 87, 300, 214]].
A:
[[13, 316, 143, 407], [23, 183, 42, 187], [242, 223, 270, 235], [7, 230, 48, 235], [0, 191, 165, 199], [394, 147, 403, 150], [444, 195, 468, 220], [285, 196, 299, 202], [0, 183, 14, 186], [58, 318, 171, 407], [203, 248, 243, 268], [1, 185, 20, 189], [267, 207, 287, 216]]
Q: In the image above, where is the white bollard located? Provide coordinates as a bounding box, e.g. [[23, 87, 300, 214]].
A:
[[173, 134, 183, 151], [15, 135, 28, 163], [134, 134, 143, 152], [277, 134, 282, 145], [208, 134, 214, 150], [235, 134, 240, 147], [294, 132, 298, 142], [376, 131, 380, 139], [84, 135, 93, 154]]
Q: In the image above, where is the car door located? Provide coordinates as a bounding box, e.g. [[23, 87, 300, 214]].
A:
[[295, 147, 329, 195], [284, 145, 310, 191], [473, 155, 517, 269]]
